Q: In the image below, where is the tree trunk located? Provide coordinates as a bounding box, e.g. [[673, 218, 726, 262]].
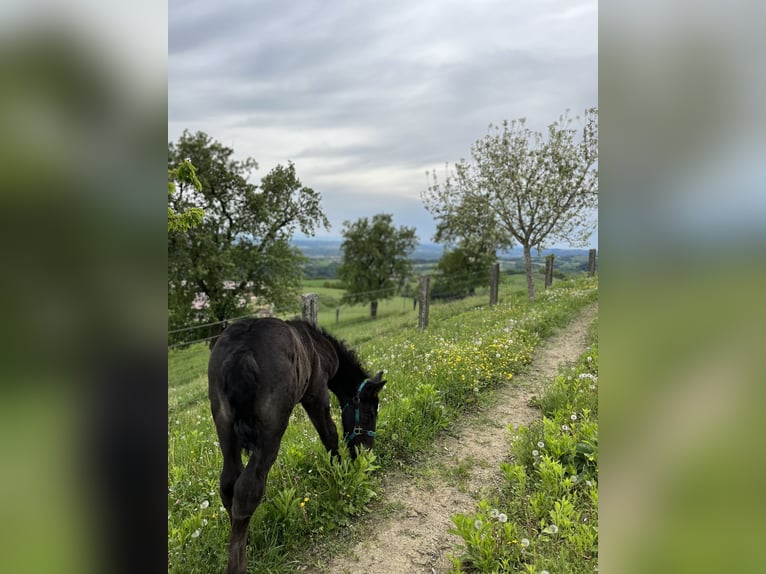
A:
[[523, 244, 536, 301], [370, 300, 378, 319]]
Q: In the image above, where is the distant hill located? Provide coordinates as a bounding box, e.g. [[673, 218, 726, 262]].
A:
[[292, 238, 445, 260], [291, 238, 591, 261]]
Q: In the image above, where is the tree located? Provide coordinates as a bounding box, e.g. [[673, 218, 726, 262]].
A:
[[432, 243, 497, 299], [338, 214, 418, 319], [168, 159, 204, 232], [168, 131, 329, 344], [424, 108, 598, 300]]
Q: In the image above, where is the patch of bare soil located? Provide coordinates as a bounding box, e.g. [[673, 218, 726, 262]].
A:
[[311, 302, 598, 574]]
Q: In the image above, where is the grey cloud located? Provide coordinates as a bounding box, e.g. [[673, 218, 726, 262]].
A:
[[170, 0, 597, 244]]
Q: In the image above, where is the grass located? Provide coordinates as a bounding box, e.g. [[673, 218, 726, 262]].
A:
[[168, 274, 598, 572], [448, 318, 599, 573], [440, 456, 476, 493]]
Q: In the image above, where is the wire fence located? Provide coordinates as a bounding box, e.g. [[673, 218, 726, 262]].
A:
[[167, 255, 595, 349]]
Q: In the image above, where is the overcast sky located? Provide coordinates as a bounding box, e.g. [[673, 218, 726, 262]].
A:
[[169, 0, 598, 248]]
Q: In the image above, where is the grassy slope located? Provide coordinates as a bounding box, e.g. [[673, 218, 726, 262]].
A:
[[168, 274, 543, 415], [168, 274, 597, 573]]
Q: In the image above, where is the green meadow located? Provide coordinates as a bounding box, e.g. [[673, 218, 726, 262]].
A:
[[168, 274, 598, 573]]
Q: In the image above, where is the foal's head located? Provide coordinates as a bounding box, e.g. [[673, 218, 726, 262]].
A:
[[340, 370, 386, 458]]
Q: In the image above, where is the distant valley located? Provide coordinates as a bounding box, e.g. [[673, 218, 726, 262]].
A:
[[291, 238, 592, 261]]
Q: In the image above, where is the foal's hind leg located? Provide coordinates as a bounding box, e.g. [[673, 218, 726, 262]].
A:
[[226, 438, 282, 574], [218, 430, 243, 525], [212, 412, 244, 524]]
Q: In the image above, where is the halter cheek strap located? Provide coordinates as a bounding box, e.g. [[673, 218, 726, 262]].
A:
[[342, 380, 377, 444]]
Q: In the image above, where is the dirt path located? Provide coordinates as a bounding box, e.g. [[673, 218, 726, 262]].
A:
[[312, 302, 598, 574]]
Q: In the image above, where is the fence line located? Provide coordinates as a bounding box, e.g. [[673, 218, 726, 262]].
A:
[[168, 333, 221, 350], [167, 311, 263, 335], [167, 256, 597, 347]]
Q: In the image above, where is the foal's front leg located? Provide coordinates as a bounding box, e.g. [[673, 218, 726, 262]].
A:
[[301, 397, 341, 459]]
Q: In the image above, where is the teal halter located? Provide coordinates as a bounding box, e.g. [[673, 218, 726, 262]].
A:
[[342, 380, 377, 444]]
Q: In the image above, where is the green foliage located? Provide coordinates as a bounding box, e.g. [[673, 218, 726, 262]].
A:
[[449, 329, 599, 573], [168, 158, 205, 232], [424, 108, 598, 300], [432, 244, 497, 299], [337, 213, 418, 318], [313, 448, 379, 519], [168, 131, 329, 343]]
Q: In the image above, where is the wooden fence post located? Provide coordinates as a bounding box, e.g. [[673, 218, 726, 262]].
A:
[[544, 255, 554, 289], [301, 293, 318, 326], [418, 275, 431, 330], [588, 248, 597, 276], [489, 262, 500, 306]]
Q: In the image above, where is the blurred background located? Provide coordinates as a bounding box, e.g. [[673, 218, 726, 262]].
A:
[[0, 0, 764, 573], [600, 0, 766, 572], [0, 1, 166, 573]]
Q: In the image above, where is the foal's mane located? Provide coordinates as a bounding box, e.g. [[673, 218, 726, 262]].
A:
[[313, 323, 366, 372]]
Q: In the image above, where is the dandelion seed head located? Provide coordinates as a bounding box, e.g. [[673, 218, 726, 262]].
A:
[[191, 529, 201, 539], [532, 449, 539, 457], [200, 500, 209, 510], [498, 513, 508, 523], [474, 519, 483, 530], [520, 538, 530, 548], [537, 441, 545, 448]]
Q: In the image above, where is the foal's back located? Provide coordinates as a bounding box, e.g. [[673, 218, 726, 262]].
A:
[[208, 318, 311, 447]]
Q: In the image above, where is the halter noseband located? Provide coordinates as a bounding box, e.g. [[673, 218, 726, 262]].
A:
[[342, 379, 377, 444]]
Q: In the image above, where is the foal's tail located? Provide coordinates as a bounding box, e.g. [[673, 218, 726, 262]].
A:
[[222, 350, 260, 453]]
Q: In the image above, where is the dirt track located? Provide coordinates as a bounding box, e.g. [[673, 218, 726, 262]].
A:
[[309, 302, 598, 574]]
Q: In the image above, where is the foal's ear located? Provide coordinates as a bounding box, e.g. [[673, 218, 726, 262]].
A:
[[364, 371, 387, 395]]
